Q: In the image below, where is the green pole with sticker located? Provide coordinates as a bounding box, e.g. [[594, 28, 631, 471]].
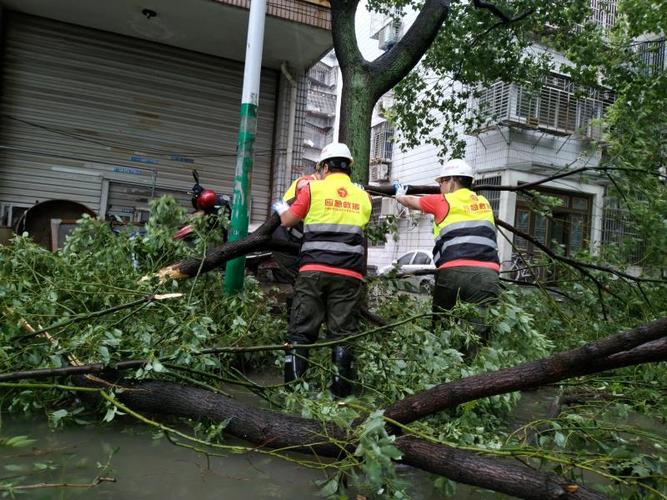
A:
[[224, 0, 267, 294]]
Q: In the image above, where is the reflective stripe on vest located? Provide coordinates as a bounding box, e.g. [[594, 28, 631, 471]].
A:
[[300, 173, 372, 275], [432, 189, 499, 268]]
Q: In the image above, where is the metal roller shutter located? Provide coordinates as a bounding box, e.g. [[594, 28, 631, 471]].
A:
[[0, 12, 277, 224]]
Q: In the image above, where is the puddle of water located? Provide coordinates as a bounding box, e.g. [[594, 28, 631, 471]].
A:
[[6, 388, 655, 499], [0, 418, 327, 499], [0, 417, 504, 499]]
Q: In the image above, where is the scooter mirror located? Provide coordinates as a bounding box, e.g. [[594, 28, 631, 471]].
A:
[[192, 169, 200, 185]]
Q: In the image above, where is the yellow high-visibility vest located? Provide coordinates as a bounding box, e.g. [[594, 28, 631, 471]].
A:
[[300, 173, 372, 275], [432, 188, 499, 269]]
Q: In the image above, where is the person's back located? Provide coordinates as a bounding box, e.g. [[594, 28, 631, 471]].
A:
[[393, 159, 500, 356], [272, 142, 371, 397]]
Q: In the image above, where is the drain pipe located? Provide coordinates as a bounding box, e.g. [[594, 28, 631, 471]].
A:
[[280, 62, 297, 195]]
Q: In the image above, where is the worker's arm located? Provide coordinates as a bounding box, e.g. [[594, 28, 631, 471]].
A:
[[279, 209, 302, 228], [395, 195, 422, 210], [392, 181, 424, 211], [272, 183, 310, 228]]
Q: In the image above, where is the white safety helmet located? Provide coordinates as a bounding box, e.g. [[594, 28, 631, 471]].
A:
[[435, 159, 474, 183], [317, 142, 354, 170]]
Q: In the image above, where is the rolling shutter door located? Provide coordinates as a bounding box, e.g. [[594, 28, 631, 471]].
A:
[[0, 12, 277, 223]]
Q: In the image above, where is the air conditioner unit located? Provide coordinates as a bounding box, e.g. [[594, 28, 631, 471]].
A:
[[375, 94, 394, 117], [379, 197, 396, 217], [369, 162, 390, 183], [377, 21, 401, 51]]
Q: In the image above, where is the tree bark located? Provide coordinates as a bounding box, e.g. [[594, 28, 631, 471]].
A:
[[115, 379, 605, 499], [395, 436, 604, 500], [384, 317, 667, 424], [153, 214, 298, 281]]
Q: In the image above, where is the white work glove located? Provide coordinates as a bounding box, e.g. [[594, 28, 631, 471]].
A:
[[393, 180, 408, 198], [354, 182, 366, 191], [272, 200, 290, 216]]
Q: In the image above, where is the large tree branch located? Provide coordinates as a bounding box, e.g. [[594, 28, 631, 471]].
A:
[[108, 377, 606, 499], [395, 436, 603, 500], [383, 317, 667, 424], [471, 0, 531, 23], [368, 0, 451, 98], [330, 0, 365, 69], [151, 214, 297, 281]]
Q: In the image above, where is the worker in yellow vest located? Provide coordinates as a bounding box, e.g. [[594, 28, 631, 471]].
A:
[[393, 159, 500, 356], [272, 142, 372, 397]]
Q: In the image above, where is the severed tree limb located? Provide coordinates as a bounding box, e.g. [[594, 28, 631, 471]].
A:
[[395, 436, 602, 500], [384, 317, 667, 424], [150, 214, 298, 281]]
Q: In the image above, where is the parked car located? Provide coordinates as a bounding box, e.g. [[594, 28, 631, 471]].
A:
[[377, 250, 435, 293]]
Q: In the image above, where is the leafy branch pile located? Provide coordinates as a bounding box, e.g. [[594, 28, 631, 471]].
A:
[[0, 196, 665, 498]]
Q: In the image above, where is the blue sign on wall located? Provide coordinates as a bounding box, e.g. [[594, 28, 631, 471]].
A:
[[129, 155, 159, 165]]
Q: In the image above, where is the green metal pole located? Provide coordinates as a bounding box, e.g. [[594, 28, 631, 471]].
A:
[[224, 0, 267, 294]]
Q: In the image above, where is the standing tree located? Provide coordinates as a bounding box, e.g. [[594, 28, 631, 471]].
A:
[[332, 0, 592, 181]]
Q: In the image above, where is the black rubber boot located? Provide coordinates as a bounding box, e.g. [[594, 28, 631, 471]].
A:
[[284, 342, 309, 385], [330, 345, 353, 398]]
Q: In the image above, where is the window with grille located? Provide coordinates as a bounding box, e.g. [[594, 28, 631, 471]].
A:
[[589, 0, 617, 30], [635, 39, 666, 76], [601, 197, 645, 264]]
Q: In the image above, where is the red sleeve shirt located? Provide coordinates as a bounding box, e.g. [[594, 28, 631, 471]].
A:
[[288, 183, 311, 220], [419, 194, 449, 224]]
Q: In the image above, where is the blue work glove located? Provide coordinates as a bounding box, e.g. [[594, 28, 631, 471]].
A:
[[272, 200, 290, 216], [393, 180, 408, 197]]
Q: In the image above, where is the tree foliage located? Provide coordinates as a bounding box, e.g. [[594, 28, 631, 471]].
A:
[[1, 197, 666, 498]]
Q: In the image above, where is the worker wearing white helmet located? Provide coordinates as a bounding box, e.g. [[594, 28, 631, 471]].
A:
[[393, 159, 500, 358], [272, 142, 372, 397]]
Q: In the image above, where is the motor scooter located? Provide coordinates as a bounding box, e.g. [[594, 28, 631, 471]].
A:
[[173, 170, 231, 241]]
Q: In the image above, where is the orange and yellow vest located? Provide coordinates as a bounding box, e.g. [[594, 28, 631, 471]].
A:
[[299, 173, 372, 277], [432, 188, 499, 270]]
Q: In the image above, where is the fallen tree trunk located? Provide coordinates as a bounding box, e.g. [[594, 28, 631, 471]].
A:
[[7, 319, 664, 497], [116, 379, 604, 499], [42, 319, 663, 499], [395, 436, 602, 500]]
